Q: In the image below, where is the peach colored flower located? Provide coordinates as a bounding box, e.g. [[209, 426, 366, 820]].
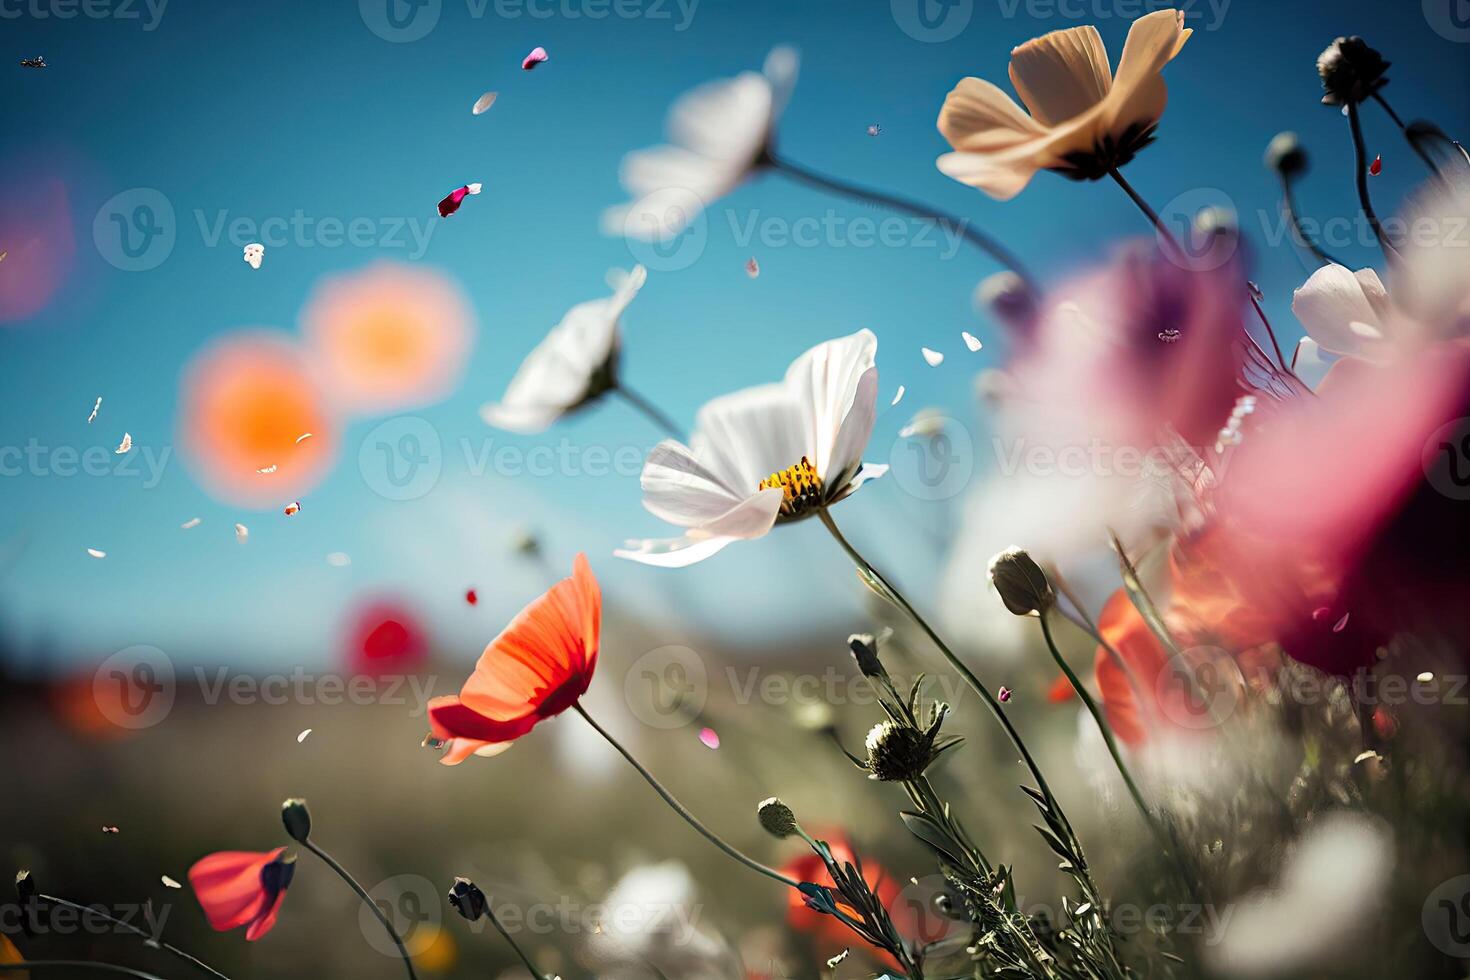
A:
[[936, 9, 1191, 200], [179, 332, 338, 507], [301, 261, 473, 413]]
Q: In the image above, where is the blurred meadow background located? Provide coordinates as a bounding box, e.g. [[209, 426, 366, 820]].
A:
[[2, 0, 1469, 977]]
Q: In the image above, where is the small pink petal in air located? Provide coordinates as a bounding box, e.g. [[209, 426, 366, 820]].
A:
[[998, 686, 1012, 703], [521, 46, 548, 70], [698, 727, 720, 749], [437, 183, 482, 219], [283, 501, 301, 516], [745, 257, 760, 278]]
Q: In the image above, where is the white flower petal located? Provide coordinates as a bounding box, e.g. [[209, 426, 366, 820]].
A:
[[1291, 263, 1393, 359], [691, 382, 809, 492], [826, 366, 879, 490], [962, 331, 984, 352], [616, 488, 783, 567], [783, 328, 878, 480], [922, 347, 944, 366], [639, 439, 745, 527]]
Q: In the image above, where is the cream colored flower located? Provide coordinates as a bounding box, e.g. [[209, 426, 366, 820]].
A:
[[1290, 263, 1397, 362], [936, 9, 1191, 200]]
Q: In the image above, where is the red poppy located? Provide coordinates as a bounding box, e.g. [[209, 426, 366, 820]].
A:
[[188, 848, 295, 941], [346, 600, 428, 677], [428, 554, 600, 765]]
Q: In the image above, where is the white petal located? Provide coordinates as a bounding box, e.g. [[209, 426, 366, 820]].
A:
[[667, 70, 773, 165], [1292, 338, 1338, 391], [615, 533, 741, 568], [1291, 264, 1392, 359], [639, 440, 744, 527], [962, 331, 984, 352], [762, 45, 800, 120], [922, 347, 944, 366], [825, 367, 879, 490], [617, 489, 782, 568], [690, 382, 809, 492], [782, 329, 878, 481], [891, 384, 905, 406]]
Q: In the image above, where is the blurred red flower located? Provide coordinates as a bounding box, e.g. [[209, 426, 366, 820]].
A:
[[428, 554, 600, 764], [782, 835, 902, 968], [188, 847, 295, 941], [346, 600, 428, 678]]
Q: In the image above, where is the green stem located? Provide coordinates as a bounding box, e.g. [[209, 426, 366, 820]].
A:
[[573, 703, 799, 889], [484, 903, 547, 979], [816, 508, 1091, 886], [613, 384, 685, 442], [37, 894, 231, 980], [301, 838, 419, 980], [766, 152, 1041, 298]]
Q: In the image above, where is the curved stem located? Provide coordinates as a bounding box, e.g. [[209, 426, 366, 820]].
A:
[[765, 152, 1041, 298], [1371, 93, 1445, 177], [1108, 168, 1186, 265], [37, 894, 231, 980], [0, 963, 165, 979], [1347, 102, 1397, 258], [816, 508, 1088, 875], [1280, 177, 1343, 267], [613, 384, 685, 442], [573, 703, 800, 889], [1248, 292, 1288, 370], [484, 903, 546, 979], [301, 838, 419, 980]]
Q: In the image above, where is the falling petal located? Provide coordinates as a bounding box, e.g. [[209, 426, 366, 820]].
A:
[[437, 185, 482, 218], [961, 331, 983, 352], [465, 588, 478, 605], [243, 243, 264, 269], [295, 432, 313, 444], [101, 826, 119, 834], [866, 124, 881, 137], [86, 548, 106, 558], [114, 432, 132, 454], [998, 685, 1013, 702], [1332, 612, 1350, 633], [745, 256, 760, 278], [698, 727, 720, 749], [283, 501, 301, 516], [161, 875, 181, 889], [256, 464, 277, 474], [180, 517, 201, 529], [1369, 155, 1382, 176], [87, 396, 101, 423], [891, 384, 905, 406], [297, 728, 312, 743], [235, 523, 249, 543], [1417, 671, 1434, 683], [327, 552, 351, 567], [921, 347, 944, 367], [472, 91, 498, 115], [521, 46, 548, 70]]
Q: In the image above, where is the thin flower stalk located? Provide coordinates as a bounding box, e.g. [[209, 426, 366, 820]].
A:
[[34, 894, 231, 980], [299, 838, 419, 980]]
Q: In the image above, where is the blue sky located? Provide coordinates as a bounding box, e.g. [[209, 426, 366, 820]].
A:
[[1, 0, 1466, 670]]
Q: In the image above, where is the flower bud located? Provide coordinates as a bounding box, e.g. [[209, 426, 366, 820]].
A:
[[848, 633, 884, 679], [447, 877, 487, 922], [757, 797, 799, 839], [864, 721, 936, 782], [281, 798, 312, 844], [1264, 132, 1308, 179], [988, 547, 1055, 616], [1316, 36, 1389, 107]]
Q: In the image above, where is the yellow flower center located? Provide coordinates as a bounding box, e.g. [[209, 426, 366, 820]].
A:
[[759, 456, 824, 518]]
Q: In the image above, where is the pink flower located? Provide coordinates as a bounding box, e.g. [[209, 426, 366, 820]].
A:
[[521, 46, 547, 70]]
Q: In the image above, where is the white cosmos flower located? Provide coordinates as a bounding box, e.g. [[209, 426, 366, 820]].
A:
[[604, 46, 798, 242], [616, 329, 886, 568], [480, 266, 646, 434]]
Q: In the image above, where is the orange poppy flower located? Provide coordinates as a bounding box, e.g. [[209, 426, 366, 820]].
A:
[[301, 261, 473, 414], [428, 554, 600, 765], [1093, 588, 1173, 746], [178, 332, 338, 507], [188, 847, 295, 941]]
